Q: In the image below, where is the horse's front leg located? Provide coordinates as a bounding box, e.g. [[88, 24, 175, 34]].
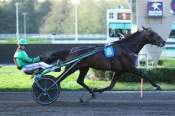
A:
[[93, 72, 120, 93], [77, 68, 95, 98], [132, 68, 161, 90]]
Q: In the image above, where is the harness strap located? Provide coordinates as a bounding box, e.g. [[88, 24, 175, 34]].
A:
[[109, 59, 115, 70]]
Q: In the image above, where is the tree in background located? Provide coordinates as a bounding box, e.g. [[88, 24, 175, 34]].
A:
[[0, 1, 16, 33], [21, 0, 51, 33], [41, 0, 128, 34], [0, 0, 51, 34], [40, 0, 73, 34], [36, 0, 51, 33], [0, 0, 128, 34]]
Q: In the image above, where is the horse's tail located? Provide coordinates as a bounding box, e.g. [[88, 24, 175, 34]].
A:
[[50, 48, 70, 61]]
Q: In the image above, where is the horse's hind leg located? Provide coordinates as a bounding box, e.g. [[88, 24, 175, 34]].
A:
[[77, 67, 95, 98], [132, 68, 161, 90], [93, 72, 120, 93]]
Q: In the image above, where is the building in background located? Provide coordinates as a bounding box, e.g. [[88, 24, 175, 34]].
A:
[[162, 22, 175, 57], [132, 0, 175, 62], [106, 7, 132, 42]]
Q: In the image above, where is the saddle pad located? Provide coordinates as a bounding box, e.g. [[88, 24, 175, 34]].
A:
[[104, 44, 116, 58]]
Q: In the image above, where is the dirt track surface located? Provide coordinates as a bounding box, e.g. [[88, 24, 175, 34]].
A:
[[0, 91, 175, 116]]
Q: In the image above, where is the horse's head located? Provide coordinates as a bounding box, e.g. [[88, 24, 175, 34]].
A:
[[142, 26, 165, 47]]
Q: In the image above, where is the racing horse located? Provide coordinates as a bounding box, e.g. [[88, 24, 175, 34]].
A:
[[43, 27, 165, 99]]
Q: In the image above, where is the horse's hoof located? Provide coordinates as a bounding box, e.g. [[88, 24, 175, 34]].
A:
[[80, 98, 84, 103], [92, 93, 96, 99], [93, 89, 102, 93], [79, 97, 90, 103], [156, 86, 161, 91], [92, 88, 97, 92]]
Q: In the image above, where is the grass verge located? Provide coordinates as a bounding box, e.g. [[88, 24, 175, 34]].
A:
[[0, 66, 174, 91]]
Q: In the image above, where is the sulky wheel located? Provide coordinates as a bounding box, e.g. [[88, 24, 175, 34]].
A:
[[32, 75, 61, 105]]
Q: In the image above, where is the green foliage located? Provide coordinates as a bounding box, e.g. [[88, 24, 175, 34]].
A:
[[0, 0, 51, 34], [159, 58, 175, 67], [0, 1, 16, 33], [40, 0, 73, 34], [118, 68, 175, 83], [146, 68, 175, 82], [91, 69, 113, 80], [91, 59, 175, 82], [40, 0, 128, 34], [92, 67, 175, 83], [0, 0, 128, 34]]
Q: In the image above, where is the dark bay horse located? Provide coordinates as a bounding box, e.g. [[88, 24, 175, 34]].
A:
[[43, 27, 165, 98]]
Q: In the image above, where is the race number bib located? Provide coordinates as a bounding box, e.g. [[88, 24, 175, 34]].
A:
[[104, 45, 115, 58]]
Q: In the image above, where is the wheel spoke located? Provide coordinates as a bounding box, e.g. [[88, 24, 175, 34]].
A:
[[47, 82, 56, 91], [47, 93, 53, 101], [36, 91, 44, 99], [44, 79, 48, 89], [35, 81, 44, 91], [48, 87, 57, 91]]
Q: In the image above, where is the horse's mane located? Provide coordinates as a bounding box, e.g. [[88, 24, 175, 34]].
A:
[[111, 31, 141, 45], [125, 31, 141, 40]]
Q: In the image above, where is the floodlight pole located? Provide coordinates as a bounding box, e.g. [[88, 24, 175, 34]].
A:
[[72, 0, 79, 41], [15, 2, 19, 41], [22, 12, 27, 39], [75, 2, 78, 41]]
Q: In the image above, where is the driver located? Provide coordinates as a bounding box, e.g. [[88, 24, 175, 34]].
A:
[[13, 38, 60, 73]]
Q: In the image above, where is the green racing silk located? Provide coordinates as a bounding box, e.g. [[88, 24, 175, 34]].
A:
[[14, 49, 40, 68]]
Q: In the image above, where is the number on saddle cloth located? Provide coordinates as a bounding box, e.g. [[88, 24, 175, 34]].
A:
[[104, 44, 116, 60]]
